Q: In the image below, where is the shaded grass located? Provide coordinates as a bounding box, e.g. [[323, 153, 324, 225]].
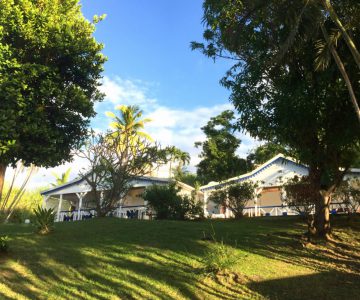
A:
[[0, 216, 359, 299]]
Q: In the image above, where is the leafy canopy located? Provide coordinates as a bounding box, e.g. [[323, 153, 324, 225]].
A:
[[195, 110, 249, 184], [208, 181, 257, 219], [0, 0, 106, 168]]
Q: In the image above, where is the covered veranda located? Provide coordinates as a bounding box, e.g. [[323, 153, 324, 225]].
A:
[[41, 176, 172, 222]]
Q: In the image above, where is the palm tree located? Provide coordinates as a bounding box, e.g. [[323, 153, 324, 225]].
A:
[[166, 146, 191, 178], [105, 105, 154, 173], [50, 168, 71, 187], [106, 105, 153, 151]]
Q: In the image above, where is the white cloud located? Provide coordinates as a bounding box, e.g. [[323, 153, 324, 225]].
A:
[[19, 75, 257, 189], [99, 76, 157, 108]]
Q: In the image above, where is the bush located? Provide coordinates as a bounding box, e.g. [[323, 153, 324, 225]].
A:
[[208, 182, 257, 219], [33, 206, 55, 234], [5, 208, 34, 223], [143, 183, 204, 220], [0, 236, 9, 253]]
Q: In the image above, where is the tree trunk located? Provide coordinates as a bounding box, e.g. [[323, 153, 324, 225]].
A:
[[320, 24, 360, 123], [314, 191, 332, 239], [322, 0, 360, 71], [0, 163, 7, 202]]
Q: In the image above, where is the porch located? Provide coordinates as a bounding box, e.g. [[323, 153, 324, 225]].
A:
[[56, 205, 148, 222]]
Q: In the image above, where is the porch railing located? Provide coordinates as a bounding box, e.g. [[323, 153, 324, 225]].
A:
[[56, 206, 148, 222], [114, 205, 147, 220], [57, 209, 96, 222]]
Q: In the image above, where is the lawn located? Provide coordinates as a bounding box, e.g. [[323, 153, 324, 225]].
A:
[[0, 216, 359, 300]]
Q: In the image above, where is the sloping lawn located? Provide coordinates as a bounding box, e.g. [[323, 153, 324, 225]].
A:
[[0, 216, 359, 299]]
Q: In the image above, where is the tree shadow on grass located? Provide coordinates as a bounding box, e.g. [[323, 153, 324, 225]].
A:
[[247, 271, 360, 300], [0, 217, 359, 299], [0, 219, 262, 299]]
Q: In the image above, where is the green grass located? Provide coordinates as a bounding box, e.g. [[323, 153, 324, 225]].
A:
[[0, 216, 359, 299]]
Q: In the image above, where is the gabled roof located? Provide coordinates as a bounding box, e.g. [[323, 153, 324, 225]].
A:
[[200, 154, 307, 192], [200, 153, 360, 192], [40, 175, 172, 196]]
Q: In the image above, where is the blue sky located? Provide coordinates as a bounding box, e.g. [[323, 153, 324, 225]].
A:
[[16, 1, 259, 187], [81, 0, 233, 109]]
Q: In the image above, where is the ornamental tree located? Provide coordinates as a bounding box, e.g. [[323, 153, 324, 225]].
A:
[[209, 182, 257, 219], [78, 130, 167, 217], [0, 0, 106, 200], [194, 0, 360, 239]]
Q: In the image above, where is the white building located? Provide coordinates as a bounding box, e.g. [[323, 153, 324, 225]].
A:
[[41, 154, 360, 221], [200, 154, 360, 218]]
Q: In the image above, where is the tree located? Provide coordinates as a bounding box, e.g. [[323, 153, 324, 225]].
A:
[[194, 0, 360, 239], [208, 182, 257, 219], [174, 168, 200, 188], [78, 130, 166, 217], [284, 176, 317, 240], [165, 146, 191, 178], [192, 0, 360, 121], [105, 105, 153, 150], [333, 178, 360, 215], [0, 0, 106, 200], [247, 143, 288, 168], [50, 168, 72, 187], [195, 110, 249, 185]]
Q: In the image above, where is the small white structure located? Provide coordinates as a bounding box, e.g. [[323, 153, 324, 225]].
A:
[[200, 154, 360, 218], [41, 176, 200, 222]]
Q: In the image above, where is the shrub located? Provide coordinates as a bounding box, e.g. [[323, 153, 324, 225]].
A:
[[0, 236, 9, 253], [5, 208, 34, 223], [284, 176, 317, 238], [33, 206, 55, 234], [333, 178, 360, 215], [208, 182, 258, 219], [143, 183, 204, 220]]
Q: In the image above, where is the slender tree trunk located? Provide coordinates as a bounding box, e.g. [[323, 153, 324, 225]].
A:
[[320, 24, 360, 123], [314, 191, 332, 239], [322, 0, 360, 71], [0, 163, 7, 202]]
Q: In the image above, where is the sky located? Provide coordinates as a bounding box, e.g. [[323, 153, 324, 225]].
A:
[[8, 0, 259, 188]]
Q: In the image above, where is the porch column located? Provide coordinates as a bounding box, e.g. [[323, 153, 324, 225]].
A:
[[76, 192, 87, 221], [57, 194, 63, 222], [42, 195, 49, 209], [203, 192, 208, 217], [254, 187, 262, 217], [254, 191, 258, 217]]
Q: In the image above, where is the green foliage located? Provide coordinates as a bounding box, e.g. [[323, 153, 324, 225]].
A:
[[246, 143, 288, 167], [143, 183, 203, 220], [1, 186, 43, 223], [202, 240, 240, 276], [284, 176, 316, 218], [195, 0, 360, 237], [0, 0, 106, 171], [195, 110, 249, 185], [201, 226, 240, 276], [106, 105, 154, 148], [33, 206, 55, 235], [334, 178, 360, 214], [174, 167, 200, 187], [0, 235, 9, 253], [164, 146, 191, 177], [51, 168, 71, 187], [209, 182, 257, 219]]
